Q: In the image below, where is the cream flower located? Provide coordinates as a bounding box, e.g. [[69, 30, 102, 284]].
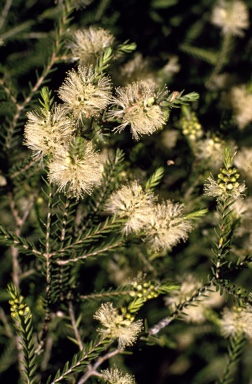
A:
[[94, 302, 143, 348], [101, 368, 135, 384], [195, 137, 228, 170], [220, 306, 252, 339], [234, 148, 252, 181], [68, 27, 115, 66], [48, 138, 103, 198], [108, 81, 169, 140], [144, 200, 192, 251], [230, 85, 252, 129], [118, 53, 155, 85], [211, 0, 249, 37], [24, 105, 75, 158], [58, 66, 112, 122], [104, 181, 156, 235], [204, 174, 246, 202]]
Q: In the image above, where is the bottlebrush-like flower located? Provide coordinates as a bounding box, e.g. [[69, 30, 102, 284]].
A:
[[108, 81, 169, 140], [204, 169, 246, 203], [48, 137, 103, 199], [220, 306, 252, 339], [68, 27, 115, 66], [195, 136, 231, 170], [230, 85, 252, 129], [94, 302, 143, 348], [58, 66, 112, 122], [104, 181, 156, 235], [211, 0, 249, 37], [101, 368, 135, 384], [24, 105, 75, 158], [144, 200, 192, 251], [234, 148, 252, 182]]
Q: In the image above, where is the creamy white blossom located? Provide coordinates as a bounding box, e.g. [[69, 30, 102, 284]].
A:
[[211, 0, 249, 37], [94, 302, 143, 348], [68, 27, 115, 65], [220, 306, 252, 339], [234, 148, 252, 182], [195, 137, 229, 170], [230, 85, 252, 129], [24, 105, 75, 158], [204, 174, 246, 202], [144, 200, 192, 251], [58, 66, 112, 122], [48, 139, 103, 198], [108, 81, 169, 140], [104, 181, 156, 235], [101, 368, 135, 384]]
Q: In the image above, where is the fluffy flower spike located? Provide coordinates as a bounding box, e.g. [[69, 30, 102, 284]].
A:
[[101, 368, 135, 384], [211, 0, 249, 37], [58, 66, 112, 123], [48, 137, 103, 199], [94, 302, 143, 349], [108, 81, 169, 140], [104, 181, 156, 235], [24, 105, 75, 159], [68, 26, 115, 66]]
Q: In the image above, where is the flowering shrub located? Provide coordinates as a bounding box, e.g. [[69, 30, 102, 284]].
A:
[[0, 1, 251, 383]]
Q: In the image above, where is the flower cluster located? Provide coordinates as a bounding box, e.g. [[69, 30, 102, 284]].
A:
[[144, 201, 192, 251], [24, 105, 75, 159], [220, 305, 252, 339], [204, 149, 246, 203], [94, 302, 143, 349], [108, 81, 169, 140], [104, 181, 156, 235], [105, 181, 193, 251], [101, 368, 135, 384], [48, 138, 103, 198], [230, 85, 252, 129], [211, 0, 249, 37], [180, 107, 203, 141], [58, 66, 112, 122], [67, 26, 115, 66]]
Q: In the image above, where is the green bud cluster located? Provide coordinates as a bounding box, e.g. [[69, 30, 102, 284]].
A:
[[217, 166, 240, 193], [9, 295, 31, 320], [180, 112, 202, 140], [130, 281, 159, 301]]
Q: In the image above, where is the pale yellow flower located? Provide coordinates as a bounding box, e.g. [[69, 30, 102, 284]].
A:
[[68, 27, 115, 66], [230, 85, 252, 129], [58, 66, 112, 122], [144, 200, 192, 251], [101, 368, 135, 384], [48, 138, 103, 199], [24, 105, 75, 158], [211, 0, 249, 37], [220, 306, 252, 339], [108, 81, 169, 140], [104, 181, 156, 235], [94, 302, 143, 348]]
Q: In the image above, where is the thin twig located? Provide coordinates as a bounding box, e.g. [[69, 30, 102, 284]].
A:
[[77, 348, 122, 384], [68, 301, 83, 351]]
